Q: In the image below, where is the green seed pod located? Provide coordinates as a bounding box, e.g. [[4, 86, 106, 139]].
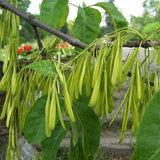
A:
[[11, 14, 17, 37], [45, 89, 52, 137], [0, 64, 12, 91], [154, 71, 158, 92], [89, 58, 103, 108], [0, 90, 10, 120], [11, 66, 17, 95], [111, 39, 120, 86], [84, 54, 92, 99], [136, 60, 141, 100], [63, 75, 75, 122], [79, 57, 87, 95], [49, 83, 56, 131], [6, 98, 16, 128], [3, 46, 10, 73], [55, 86, 66, 131]]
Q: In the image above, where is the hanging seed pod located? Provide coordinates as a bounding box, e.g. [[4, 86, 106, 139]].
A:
[[15, 120, 21, 159], [37, 75, 46, 94], [63, 75, 75, 122], [6, 98, 16, 128], [23, 78, 28, 98], [91, 51, 103, 88], [136, 59, 141, 100], [30, 72, 37, 106], [11, 14, 17, 37], [131, 92, 140, 135], [54, 61, 64, 83], [0, 89, 11, 120], [109, 88, 130, 126], [67, 68, 76, 103], [117, 42, 123, 92], [0, 64, 12, 91], [11, 65, 17, 95], [84, 54, 92, 99], [154, 71, 159, 92], [107, 96, 114, 113], [111, 38, 120, 86], [55, 85, 66, 131], [122, 48, 139, 76], [11, 120, 15, 149], [49, 83, 56, 131], [45, 89, 52, 137], [89, 56, 104, 108], [104, 69, 109, 118], [79, 56, 87, 95], [73, 55, 85, 99], [120, 61, 136, 142], [42, 76, 51, 95], [3, 44, 11, 73]]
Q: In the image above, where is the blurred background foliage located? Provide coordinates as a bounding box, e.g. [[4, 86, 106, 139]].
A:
[[16, 0, 160, 43], [130, 0, 160, 40]]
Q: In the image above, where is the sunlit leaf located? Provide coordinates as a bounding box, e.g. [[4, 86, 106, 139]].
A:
[[22, 60, 57, 77], [40, 0, 69, 29], [72, 7, 101, 44], [94, 2, 128, 30]]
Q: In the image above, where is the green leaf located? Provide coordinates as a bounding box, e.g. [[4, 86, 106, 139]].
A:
[[69, 132, 78, 160], [41, 121, 70, 160], [70, 90, 90, 146], [69, 134, 87, 160], [23, 94, 65, 144], [23, 94, 47, 144], [94, 2, 128, 30], [72, 7, 101, 44], [54, 5, 69, 29], [132, 91, 160, 160], [22, 60, 57, 77], [70, 120, 82, 146], [72, 100, 101, 158], [40, 0, 68, 29]]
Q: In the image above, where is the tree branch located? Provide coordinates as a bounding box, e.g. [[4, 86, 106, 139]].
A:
[[123, 40, 160, 48], [1, 0, 160, 51], [0, 0, 88, 49], [32, 26, 47, 57]]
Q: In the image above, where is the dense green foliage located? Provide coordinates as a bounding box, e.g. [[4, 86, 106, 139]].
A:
[[0, 0, 160, 160], [131, 0, 160, 39]]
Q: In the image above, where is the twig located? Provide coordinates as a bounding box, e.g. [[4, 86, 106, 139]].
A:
[[32, 26, 47, 57], [123, 40, 160, 48]]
